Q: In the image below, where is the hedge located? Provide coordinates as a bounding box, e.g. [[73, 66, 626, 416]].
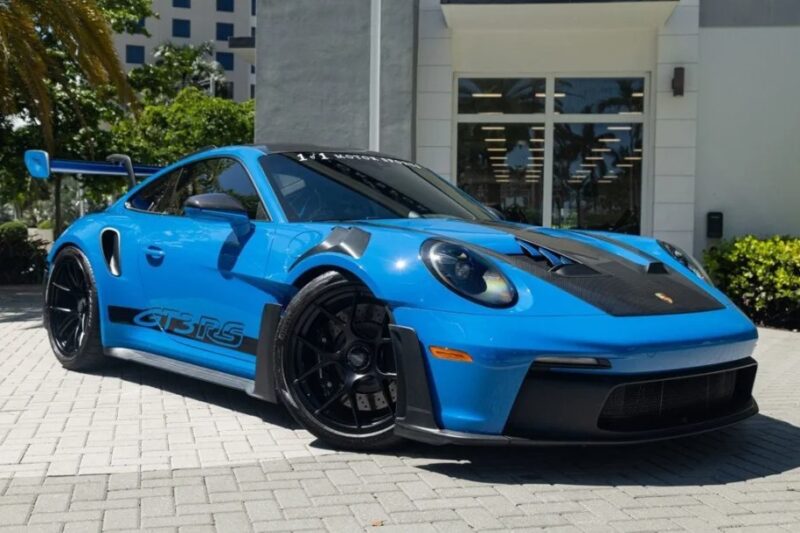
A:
[[704, 235, 800, 329], [0, 220, 47, 285]]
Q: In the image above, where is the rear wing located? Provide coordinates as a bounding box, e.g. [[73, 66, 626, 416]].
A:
[[24, 149, 162, 189]]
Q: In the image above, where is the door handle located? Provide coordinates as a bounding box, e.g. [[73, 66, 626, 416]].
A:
[[145, 245, 165, 260]]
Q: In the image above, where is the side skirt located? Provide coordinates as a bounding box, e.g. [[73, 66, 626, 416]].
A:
[[105, 303, 284, 403], [105, 347, 255, 392]]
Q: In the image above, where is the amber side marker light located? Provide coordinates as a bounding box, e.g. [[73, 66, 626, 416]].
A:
[[430, 346, 473, 363]]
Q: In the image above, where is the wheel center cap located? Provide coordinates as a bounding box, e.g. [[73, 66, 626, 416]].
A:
[[346, 344, 371, 371]]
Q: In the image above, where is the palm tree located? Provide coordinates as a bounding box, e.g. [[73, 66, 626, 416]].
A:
[[0, 0, 134, 233]]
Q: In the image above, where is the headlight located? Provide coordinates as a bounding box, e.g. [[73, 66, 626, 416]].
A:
[[421, 240, 517, 307], [658, 240, 712, 284]]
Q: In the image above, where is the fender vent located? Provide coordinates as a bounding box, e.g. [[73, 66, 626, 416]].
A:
[[101, 228, 121, 277]]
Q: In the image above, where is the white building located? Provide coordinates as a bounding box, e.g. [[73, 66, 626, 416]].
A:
[[250, 0, 800, 254], [114, 0, 256, 102]]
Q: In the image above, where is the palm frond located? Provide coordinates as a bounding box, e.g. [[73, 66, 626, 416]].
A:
[[0, 0, 134, 149]]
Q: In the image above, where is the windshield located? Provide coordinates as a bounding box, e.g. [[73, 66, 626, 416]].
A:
[[259, 152, 494, 222]]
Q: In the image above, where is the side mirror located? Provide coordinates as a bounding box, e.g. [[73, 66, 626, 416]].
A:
[[184, 193, 251, 238]]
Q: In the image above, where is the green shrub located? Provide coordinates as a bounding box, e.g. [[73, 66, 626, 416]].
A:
[[704, 235, 800, 329], [0, 220, 28, 247], [37, 220, 54, 230], [0, 220, 47, 285]]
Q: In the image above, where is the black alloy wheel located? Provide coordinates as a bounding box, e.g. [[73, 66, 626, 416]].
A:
[[44, 247, 105, 370], [276, 272, 402, 450]]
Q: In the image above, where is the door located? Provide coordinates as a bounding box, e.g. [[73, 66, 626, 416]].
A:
[[130, 157, 275, 377], [455, 75, 648, 234]]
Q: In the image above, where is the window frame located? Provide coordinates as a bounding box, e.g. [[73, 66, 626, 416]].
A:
[[216, 0, 234, 12], [125, 45, 145, 65], [172, 18, 191, 38], [216, 51, 235, 72], [453, 72, 653, 235], [216, 22, 234, 42], [124, 155, 272, 222]]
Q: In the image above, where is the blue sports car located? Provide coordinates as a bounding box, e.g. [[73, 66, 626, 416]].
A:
[[25, 145, 758, 450]]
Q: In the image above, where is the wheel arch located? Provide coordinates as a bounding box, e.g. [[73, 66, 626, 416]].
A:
[[287, 255, 385, 301]]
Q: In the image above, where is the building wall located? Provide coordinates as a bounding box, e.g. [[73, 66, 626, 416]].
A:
[[114, 0, 255, 102], [694, 23, 800, 250], [416, 0, 453, 180]]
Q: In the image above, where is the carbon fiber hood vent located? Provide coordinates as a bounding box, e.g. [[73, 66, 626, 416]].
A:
[[489, 225, 724, 317]]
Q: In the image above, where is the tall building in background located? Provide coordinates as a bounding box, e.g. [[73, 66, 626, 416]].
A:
[[113, 0, 257, 102]]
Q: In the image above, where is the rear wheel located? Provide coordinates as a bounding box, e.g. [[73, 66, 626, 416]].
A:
[[44, 247, 105, 370], [275, 272, 402, 450]]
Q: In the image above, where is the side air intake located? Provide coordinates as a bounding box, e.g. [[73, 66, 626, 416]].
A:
[[101, 228, 121, 277]]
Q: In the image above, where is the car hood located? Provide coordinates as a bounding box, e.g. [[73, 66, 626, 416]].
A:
[[351, 218, 726, 317]]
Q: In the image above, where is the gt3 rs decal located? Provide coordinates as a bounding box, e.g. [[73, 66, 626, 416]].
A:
[[108, 306, 258, 355]]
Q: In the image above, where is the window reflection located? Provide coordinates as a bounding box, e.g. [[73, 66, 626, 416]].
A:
[[457, 123, 544, 224], [552, 123, 642, 233], [458, 78, 546, 114], [555, 78, 644, 115]]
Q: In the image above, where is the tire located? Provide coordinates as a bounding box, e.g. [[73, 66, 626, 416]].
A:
[[43, 246, 105, 371], [275, 272, 403, 450]]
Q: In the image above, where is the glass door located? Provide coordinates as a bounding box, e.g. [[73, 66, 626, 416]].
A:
[[456, 78, 546, 225], [456, 75, 647, 234]]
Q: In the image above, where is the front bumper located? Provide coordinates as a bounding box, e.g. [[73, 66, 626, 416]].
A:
[[389, 324, 758, 446]]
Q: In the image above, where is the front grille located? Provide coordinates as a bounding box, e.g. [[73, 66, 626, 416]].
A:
[[598, 365, 757, 431]]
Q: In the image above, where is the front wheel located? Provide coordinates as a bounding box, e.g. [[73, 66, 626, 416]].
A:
[[275, 272, 402, 450], [43, 246, 105, 370]]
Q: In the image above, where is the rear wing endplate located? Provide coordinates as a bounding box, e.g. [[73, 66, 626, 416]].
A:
[[24, 149, 162, 188]]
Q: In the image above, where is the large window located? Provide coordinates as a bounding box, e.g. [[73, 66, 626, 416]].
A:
[[457, 122, 545, 224], [456, 75, 646, 234], [553, 123, 642, 232]]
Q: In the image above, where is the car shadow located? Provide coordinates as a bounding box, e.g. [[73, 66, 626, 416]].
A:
[[387, 413, 800, 487], [92, 358, 299, 429]]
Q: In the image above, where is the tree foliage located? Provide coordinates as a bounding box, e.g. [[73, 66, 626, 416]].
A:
[[0, 0, 134, 150], [112, 87, 254, 165], [129, 42, 225, 103], [704, 235, 800, 329], [0, 3, 258, 234], [97, 0, 154, 36]]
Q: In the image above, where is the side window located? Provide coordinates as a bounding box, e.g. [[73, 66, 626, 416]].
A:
[[165, 158, 267, 220], [126, 169, 182, 213]]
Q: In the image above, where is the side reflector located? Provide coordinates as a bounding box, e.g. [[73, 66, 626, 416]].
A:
[[534, 356, 611, 369], [430, 346, 473, 363]]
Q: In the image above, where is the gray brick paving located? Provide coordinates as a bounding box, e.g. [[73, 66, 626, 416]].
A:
[[2, 285, 800, 531]]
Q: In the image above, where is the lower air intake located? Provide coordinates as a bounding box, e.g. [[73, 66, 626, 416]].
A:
[[598, 365, 757, 431]]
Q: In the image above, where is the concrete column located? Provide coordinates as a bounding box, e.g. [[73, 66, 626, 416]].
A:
[[415, 0, 453, 181], [255, 0, 417, 159], [652, 0, 700, 253]]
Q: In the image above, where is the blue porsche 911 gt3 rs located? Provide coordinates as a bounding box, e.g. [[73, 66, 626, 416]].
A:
[[25, 145, 758, 449]]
